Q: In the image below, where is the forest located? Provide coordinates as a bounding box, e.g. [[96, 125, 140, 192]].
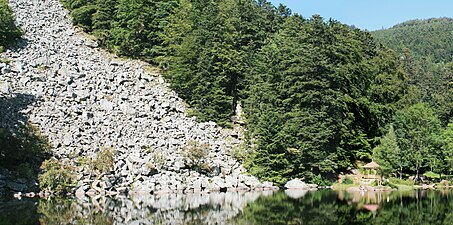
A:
[[3, 0, 452, 185]]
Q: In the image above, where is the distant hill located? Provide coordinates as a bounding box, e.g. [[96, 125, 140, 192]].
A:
[[372, 18, 453, 63]]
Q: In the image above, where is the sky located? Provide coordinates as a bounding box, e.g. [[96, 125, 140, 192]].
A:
[[269, 0, 453, 31]]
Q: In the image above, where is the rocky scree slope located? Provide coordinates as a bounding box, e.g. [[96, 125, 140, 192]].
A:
[[0, 0, 272, 195]]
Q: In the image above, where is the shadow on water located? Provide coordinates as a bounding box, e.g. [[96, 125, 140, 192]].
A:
[[0, 198, 39, 225], [0, 92, 51, 197]]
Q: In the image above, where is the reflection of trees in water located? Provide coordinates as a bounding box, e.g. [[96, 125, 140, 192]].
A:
[[2, 190, 453, 225], [232, 190, 453, 225], [0, 198, 39, 225], [38, 197, 113, 225]]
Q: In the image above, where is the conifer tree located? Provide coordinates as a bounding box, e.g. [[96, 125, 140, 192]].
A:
[[373, 125, 404, 178]]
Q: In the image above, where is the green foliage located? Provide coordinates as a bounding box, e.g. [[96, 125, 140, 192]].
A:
[[393, 103, 442, 178], [441, 121, 453, 175], [59, 0, 452, 185], [161, 0, 285, 126], [60, 0, 94, 10], [342, 176, 353, 185], [61, 0, 177, 61], [69, 4, 97, 31], [76, 147, 115, 176], [244, 15, 406, 184], [372, 18, 453, 125], [371, 18, 453, 180], [91, 147, 114, 174], [0, 0, 22, 50], [423, 171, 440, 180], [38, 198, 113, 225], [182, 140, 211, 173], [373, 18, 453, 63], [373, 124, 403, 177], [388, 177, 415, 186], [230, 143, 251, 162], [38, 158, 76, 195]]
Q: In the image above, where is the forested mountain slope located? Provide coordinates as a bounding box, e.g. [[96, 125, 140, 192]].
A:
[[58, 0, 453, 185], [372, 18, 453, 63], [372, 18, 453, 124], [2, 0, 452, 190], [371, 18, 453, 180]]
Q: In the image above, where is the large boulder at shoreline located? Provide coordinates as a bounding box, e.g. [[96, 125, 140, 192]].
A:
[[284, 179, 317, 190]]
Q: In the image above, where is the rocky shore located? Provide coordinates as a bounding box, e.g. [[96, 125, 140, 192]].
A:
[[0, 0, 275, 196]]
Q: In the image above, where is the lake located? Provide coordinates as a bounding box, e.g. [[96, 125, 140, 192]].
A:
[[0, 189, 452, 225]]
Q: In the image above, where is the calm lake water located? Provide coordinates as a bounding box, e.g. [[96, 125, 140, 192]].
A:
[[1, 189, 452, 225]]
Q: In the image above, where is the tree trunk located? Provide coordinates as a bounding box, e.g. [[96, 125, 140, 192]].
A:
[[416, 165, 420, 182]]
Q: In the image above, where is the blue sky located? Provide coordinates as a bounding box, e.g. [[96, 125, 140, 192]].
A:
[[269, 0, 453, 31]]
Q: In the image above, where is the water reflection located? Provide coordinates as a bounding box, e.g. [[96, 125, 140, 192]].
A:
[[1, 190, 452, 225], [233, 190, 453, 225]]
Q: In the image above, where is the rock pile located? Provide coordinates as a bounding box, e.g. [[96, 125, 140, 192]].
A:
[[0, 0, 275, 195]]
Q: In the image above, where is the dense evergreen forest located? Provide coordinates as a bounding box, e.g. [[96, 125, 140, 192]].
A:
[[12, 0, 452, 185], [372, 18, 453, 181], [372, 18, 453, 63]]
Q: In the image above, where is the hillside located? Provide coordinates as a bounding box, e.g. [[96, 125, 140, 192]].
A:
[[372, 17, 453, 63], [372, 18, 453, 125], [1, 0, 452, 195], [0, 0, 269, 196]]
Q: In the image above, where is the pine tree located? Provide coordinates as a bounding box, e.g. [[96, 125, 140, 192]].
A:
[[91, 0, 117, 44], [373, 125, 404, 178]]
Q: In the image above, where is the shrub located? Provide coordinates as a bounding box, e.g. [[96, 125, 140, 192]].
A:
[[230, 143, 251, 162], [423, 171, 441, 180], [91, 147, 114, 174], [388, 177, 415, 186], [75, 147, 114, 177], [69, 5, 96, 31], [309, 174, 333, 186], [38, 158, 76, 195], [151, 149, 166, 170], [342, 176, 354, 185], [182, 140, 212, 173]]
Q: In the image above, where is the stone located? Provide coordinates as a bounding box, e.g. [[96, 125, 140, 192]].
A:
[[0, 0, 270, 197], [75, 186, 85, 198], [284, 179, 309, 190], [0, 81, 11, 95], [100, 99, 114, 111]]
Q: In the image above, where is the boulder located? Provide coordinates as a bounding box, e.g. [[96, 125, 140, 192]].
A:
[[284, 179, 309, 190]]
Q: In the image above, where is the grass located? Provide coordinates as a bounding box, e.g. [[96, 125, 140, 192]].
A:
[[37, 65, 49, 71], [392, 184, 415, 191], [331, 183, 359, 190], [0, 58, 11, 64]]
